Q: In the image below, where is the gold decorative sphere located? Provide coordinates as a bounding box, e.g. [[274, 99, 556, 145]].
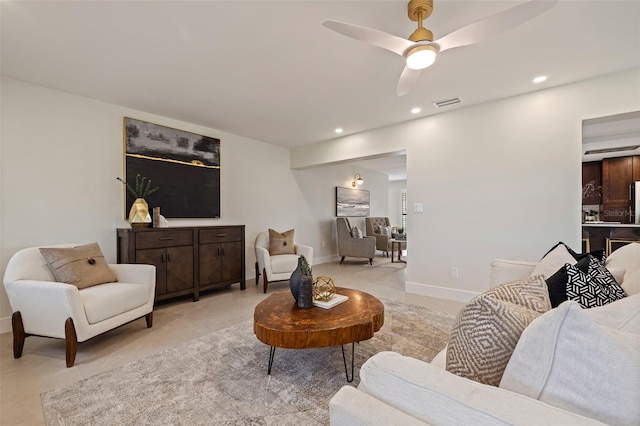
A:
[[312, 276, 336, 301]]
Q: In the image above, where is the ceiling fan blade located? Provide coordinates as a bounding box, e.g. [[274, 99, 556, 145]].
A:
[[396, 65, 422, 96], [323, 20, 414, 56], [434, 0, 558, 53]]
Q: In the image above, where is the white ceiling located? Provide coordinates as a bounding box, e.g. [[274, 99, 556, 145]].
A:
[[2, 0, 639, 155]]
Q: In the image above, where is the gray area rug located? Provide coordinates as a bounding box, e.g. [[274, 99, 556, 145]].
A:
[[41, 299, 455, 425]]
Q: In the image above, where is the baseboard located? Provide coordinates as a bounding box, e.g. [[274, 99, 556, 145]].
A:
[[313, 255, 339, 265], [0, 316, 11, 335], [405, 281, 479, 303]]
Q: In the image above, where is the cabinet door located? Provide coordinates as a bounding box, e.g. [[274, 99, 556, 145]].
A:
[[166, 246, 194, 293], [633, 156, 640, 182], [198, 243, 222, 285], [136, 248, 167, 296], [582, 161, 602, 205], [602, 157, 633, 204], [221, 241, 243, 282]]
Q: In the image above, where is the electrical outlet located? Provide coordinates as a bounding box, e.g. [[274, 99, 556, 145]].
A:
[[450, 267, 459, 280], [414, 203, 424, 213]]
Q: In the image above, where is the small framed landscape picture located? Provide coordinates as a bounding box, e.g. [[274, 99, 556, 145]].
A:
[[336, 187, 370, 217]]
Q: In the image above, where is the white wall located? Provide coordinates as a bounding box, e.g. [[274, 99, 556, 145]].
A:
[[387, 180, 406, 230], [293, 165, 389, 262], [292, 68, 640, 301], [0, 77, 390, 333]]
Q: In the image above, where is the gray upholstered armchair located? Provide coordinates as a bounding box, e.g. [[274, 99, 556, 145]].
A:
[[365, 217, 406, 257], [365, 217, 391, 257], [336, 218, 376, 265]]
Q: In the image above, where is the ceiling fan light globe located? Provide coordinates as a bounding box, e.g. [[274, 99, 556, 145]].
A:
[[405, 45, 437, 70]]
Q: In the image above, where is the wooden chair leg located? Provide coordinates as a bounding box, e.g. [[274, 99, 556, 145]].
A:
[[263, 268, 269, 293], [369, 258, 373, 265], [145, 312, 153, 328], [65, 318, 78, 368], [11, 311, 26, 359], [255, 262, 260, 286]]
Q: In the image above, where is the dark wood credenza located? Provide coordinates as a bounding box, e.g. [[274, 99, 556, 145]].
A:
[[117, 225, 246, 302]]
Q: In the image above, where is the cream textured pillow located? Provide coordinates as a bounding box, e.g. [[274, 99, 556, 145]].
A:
[[351, 226, 363, 239], [622, 269, 640, 296], [530, 243, 576, 280], [500, 301, 640, 426], [268, 228, 295, 255], [446, 276, 550, 386], [39, 243, 117, 289]]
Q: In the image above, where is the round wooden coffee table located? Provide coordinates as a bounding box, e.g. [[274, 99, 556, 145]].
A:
[[253, 287, 384, 381]]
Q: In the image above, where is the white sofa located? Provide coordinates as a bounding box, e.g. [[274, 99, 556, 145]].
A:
[[330, 243, 640, 426], [3, 245, 156, 367]]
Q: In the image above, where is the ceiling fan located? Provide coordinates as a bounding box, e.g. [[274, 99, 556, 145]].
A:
[[323, 0, 557, 96]]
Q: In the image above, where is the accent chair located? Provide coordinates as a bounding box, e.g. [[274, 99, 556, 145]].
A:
[[254, 231, 313, 293], [3, 244, 156, 367], [336, 218, 376, 265], [365, 216, 405, 257]]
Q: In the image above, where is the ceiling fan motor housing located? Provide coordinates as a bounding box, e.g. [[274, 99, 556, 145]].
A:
[[409, 26, 433, 42]]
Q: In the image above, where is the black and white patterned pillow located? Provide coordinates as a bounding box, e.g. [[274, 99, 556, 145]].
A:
[[565, 264, 607, 308], [545, 256, 589, 307], [565, 256, 627, 308], [585, 256, 626, 301]]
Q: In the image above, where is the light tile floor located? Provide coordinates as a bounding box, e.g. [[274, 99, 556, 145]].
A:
[[0, 257, 464, 425]]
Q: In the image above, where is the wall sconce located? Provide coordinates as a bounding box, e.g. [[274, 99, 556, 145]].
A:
[[352, 173, 364, 188]]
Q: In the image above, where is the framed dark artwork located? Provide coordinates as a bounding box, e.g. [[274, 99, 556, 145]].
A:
[[123, 117, 221, 218], [336, 187, 370, 217]]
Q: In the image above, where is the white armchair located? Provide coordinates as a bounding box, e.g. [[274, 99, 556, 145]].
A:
[[254, 231, 313, 293], [3, 245, 156, 367]]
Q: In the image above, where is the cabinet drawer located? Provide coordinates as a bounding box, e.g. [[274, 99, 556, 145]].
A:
[[199, 227, 242, 244], [135, 229, 193, 249]]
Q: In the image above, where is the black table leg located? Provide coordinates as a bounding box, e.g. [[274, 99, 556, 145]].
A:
[[268, 346, 276, 375], [341, 342, 355, 382]]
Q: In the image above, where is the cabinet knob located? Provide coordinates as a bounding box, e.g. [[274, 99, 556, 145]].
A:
[[217, 234, 227, 237], [159, 237, 173, 241]]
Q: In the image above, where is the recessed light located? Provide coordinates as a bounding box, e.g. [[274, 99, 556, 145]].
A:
[[335, 128, 343, 134], [533, 75, 547, 83], [411, 107, 421, 114]]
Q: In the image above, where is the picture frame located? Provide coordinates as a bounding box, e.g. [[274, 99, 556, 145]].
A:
[[123, 117, 221, 218], [336, 187, 370, 217]]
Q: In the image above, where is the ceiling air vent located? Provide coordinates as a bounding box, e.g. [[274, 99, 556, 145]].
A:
[[433, 97, 461, 108], [584, 145, 640, 155]]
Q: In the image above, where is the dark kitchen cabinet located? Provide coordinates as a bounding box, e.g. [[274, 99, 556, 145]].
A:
[[602, 157, 633, 205], [582, 161, 602, 205], [602, 157, 636, 223], [117, 225, 245, 303]]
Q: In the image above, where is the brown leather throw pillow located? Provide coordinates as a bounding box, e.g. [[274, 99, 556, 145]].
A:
[[39, 243, 117, 289], [268, 229, 295, 255]]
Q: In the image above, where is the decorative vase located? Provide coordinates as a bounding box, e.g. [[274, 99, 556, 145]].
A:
[[129, 198, 152, 228], [289, 258, 303, 301], [297, 276, 314, 309]]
